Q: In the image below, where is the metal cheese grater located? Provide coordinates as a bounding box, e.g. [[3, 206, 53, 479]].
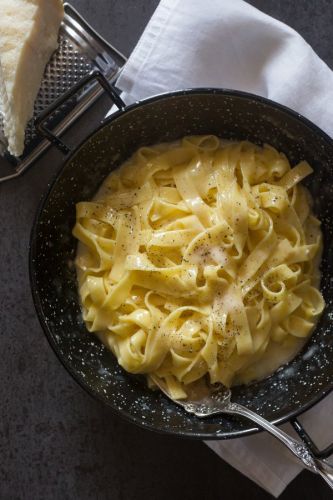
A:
[[0, 2, 126, 183]]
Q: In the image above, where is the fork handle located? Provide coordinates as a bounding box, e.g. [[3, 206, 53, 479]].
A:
[[225, 402, 333, 490]]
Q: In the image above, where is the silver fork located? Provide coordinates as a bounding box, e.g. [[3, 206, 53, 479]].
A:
[[150, 375, 333, 490]]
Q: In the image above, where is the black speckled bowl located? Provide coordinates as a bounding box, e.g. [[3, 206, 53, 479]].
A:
[[30, 89, 333, 440]]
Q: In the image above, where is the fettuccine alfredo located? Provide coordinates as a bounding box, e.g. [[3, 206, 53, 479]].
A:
[[73, 136, 324, 398]]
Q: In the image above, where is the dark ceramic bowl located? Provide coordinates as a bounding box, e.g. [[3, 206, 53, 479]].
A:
[[30, 88, 333, 440]]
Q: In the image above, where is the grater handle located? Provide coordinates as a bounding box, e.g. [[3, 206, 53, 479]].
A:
[[36, 70, 126, 155]]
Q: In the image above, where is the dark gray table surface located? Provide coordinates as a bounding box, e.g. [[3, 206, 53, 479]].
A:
[[1, 1, 332, 499]]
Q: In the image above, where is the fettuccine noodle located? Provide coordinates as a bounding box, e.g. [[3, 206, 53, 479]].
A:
[[73, 136, 324, 398]]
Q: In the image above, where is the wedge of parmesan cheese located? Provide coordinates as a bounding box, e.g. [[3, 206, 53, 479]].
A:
[[0, 0, 64, 157]]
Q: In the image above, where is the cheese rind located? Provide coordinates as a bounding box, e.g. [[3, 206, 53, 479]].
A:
[[0, 0, 64, 156]]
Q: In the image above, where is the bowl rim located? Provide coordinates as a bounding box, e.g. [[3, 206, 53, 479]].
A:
[[29, 87, 333, 440]]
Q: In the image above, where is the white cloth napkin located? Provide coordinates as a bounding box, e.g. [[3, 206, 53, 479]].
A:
[[114, 0, 333, 496]]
